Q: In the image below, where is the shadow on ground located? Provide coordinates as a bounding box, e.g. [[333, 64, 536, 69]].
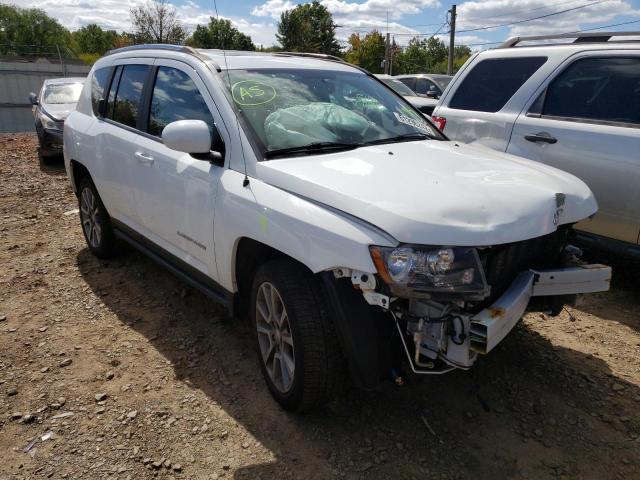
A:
[[75, 243, 640, 480], [38, 153, 66, 176], [575, 246, 640, 334]]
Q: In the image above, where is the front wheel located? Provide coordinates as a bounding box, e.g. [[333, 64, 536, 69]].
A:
[[251, 259, 343, 412], [78, 177, 117, 258]]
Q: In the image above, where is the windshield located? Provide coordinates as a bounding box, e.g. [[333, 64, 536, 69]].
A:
[[225, 69, 440, 155], [43, 83, 83, 104], [380, 78, 416, 97]]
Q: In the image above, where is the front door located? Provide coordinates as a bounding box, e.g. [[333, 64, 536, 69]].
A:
[[130, 60, 230, 280]]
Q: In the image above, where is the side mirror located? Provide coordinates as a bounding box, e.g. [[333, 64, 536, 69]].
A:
[[162, 119, 214, 156], [426, 90, 439, 99], [29, 93, 38, 105]]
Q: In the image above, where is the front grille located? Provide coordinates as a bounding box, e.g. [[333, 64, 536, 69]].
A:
[[480, 226, 570, 306]]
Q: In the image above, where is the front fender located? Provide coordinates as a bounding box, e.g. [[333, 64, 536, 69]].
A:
[[213, 169, 397, 292]]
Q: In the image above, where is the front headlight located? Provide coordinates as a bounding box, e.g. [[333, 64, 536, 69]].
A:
[[39, 112, 62, 131], [370, 245, 489, 296]]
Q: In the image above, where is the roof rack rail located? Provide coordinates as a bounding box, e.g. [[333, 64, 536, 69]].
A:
[[275, 51, 345, 63], [103, 43, 222, 72], [105, 44, 199, 56], [499, 31, 640, 48]]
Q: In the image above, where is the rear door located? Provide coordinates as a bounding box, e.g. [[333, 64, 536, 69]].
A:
[[507, 53, 640, 244], [86, 60, 152, 228], [130, 59, 230, 279]]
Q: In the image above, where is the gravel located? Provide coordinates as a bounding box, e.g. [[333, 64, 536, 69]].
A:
[[1, 134, 639, 480]]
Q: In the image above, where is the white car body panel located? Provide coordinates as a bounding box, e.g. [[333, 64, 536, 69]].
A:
[[213, 169, 396, 292], [256, 140, 596, 246]]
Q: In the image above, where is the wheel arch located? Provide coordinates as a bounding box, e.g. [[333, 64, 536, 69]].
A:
[[232, 236, 396, 391], [69, 160, 91, 196], [232, 236, 312, 317]]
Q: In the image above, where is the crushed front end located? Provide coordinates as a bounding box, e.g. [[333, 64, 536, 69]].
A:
[[338, 227, 611, 375]]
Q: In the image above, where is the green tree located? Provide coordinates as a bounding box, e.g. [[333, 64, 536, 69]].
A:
[[393, 36, 470, 74], [72, 24, 118, 55], [393, 37, 429, 74], [344, 31, 385, 73], [186, 18, 255, 50], [277, 1, 340, 55], [0, 5, 71, 55], [130, 0, 186, 44]]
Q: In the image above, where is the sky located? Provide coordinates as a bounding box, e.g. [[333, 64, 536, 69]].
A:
[[6, 0, 640, 49]]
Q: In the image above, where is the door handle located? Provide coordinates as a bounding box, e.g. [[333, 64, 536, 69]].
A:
[[134, 151, 155, 165], [524, 132, 557, 144]]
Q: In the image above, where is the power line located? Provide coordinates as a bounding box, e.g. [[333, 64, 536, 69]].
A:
[[457, 0, 610, 33], [456, 18, 640, 48], [567, 17, 640, 32], [336, 0, 626, 39], [459, 0, 592, 23]]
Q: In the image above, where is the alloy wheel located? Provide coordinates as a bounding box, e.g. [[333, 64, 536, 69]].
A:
[[80, 187, 102, 249], [256, 282, 296, 393]]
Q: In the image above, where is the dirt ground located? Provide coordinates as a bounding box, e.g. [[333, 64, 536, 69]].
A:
[[1, 133, 639, 480]]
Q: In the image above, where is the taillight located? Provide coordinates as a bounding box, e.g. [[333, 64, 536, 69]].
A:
[[431, 115, 446, 131]]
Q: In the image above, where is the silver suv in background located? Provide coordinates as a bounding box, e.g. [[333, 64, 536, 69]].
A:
[[432, 32, 640, 255]]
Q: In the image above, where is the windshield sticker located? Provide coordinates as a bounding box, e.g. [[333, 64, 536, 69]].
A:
[[393, 111, 433, 134], [232, 81, 276, 106]]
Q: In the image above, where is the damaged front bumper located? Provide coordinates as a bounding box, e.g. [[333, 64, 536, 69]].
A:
[[469, 264, 610, 354], [391, 263, 611, 373]]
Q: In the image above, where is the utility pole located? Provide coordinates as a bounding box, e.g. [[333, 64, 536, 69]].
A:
[[447, 4, 456, 76], [384, 33, 391, 74], [384, 10, 390, 75]]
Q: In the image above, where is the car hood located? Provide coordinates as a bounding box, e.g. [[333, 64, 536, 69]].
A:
[[256, 140, 598, 246], [41, 103, 76, 121]]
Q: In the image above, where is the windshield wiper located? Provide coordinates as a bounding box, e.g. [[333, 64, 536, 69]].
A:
[[364, 132, 432, 146], [264, 142, 363, 159]]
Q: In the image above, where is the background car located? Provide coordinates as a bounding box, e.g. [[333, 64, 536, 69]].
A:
[[394, 73, 452, 99], [375, 74, 438, 116], [431, 31, 640, 256], [29, 77, 85, 160]]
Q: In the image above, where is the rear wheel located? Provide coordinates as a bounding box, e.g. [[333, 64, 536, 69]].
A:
[[251, 259, 342, 412], [78, 177, 117, 258]]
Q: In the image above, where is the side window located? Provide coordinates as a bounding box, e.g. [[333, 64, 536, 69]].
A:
[[399, 77, 416, 91], [113, 65, 149, 129], [542, 57, 640, 126], [91, 67, 111, 116], [148, 66, 222, 149], [106, 66, 123, 119], [417, 79, 440, 96], [425, 80, 440, 95], [449, 57, 547, 112]]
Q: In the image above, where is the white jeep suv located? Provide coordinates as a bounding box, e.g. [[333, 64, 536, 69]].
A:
[[432, 32, 640, 255], [64, 45, 611, 412]]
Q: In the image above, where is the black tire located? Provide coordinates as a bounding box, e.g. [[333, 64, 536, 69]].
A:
[[78, 177, 117, 258], [251, 259, 343, 413]]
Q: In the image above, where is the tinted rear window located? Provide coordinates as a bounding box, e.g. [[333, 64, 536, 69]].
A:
[[449, 57, 547, 112], [543, 57, 640, 126], [113, 65, 149, 128], [91, 68, 110, 116]]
